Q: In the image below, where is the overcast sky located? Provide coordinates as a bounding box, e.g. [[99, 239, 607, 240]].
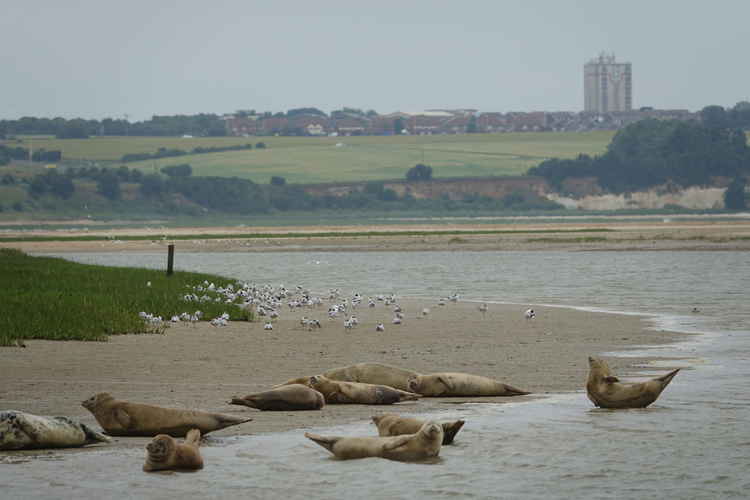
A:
[[2, 1, 748, 121]]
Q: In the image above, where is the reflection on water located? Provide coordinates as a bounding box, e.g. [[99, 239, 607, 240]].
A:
[[4, 251, 748, 499]]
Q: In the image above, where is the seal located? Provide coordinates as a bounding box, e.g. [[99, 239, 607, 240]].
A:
[[305, 420, 443, 461], [306, 375, 421, 405], [278, 362, 421, 392], [0, 410, 111, 450], [230, 384, 325, 411], [143, 428, 204, 472], [586, 356, 680, 409], [407, 372, 530, 397], [81, 392, 252, 437], [371, 413, 465, 445]]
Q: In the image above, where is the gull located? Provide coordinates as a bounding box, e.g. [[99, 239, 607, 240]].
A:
[[438, 298, 447, 306], [376, 323, 385, 332], [422, 308, 430, 317], [478, 303, 488, 317], [146, 281, 152, 287], [392, 316, 402, 325], [524, 308, 536, 320], [170, 315, 180, 323], [264, 322, 273, 330]]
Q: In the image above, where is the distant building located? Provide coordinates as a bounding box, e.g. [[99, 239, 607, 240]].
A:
[[584, 52, 632, 112]]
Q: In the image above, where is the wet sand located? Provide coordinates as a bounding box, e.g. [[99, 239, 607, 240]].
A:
[[0, 297, 686, 453], [3, 216, 750, 253]]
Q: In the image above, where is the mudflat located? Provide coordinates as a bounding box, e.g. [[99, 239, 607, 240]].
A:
[[0, 297, 685, 452]]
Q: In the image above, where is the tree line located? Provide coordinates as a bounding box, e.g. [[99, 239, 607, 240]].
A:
[[121, 143, 263, 162], [528, 118, 750, 201], [5, 163, 562, 214], [0, 144, 62, 165]]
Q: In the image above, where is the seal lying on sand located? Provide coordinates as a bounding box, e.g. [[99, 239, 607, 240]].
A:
[[278, 362, 421, 392], [407, 372, 530, 397], [0, 410, 111, 450], [81, 393, 252, 437], [372, 413, 465, 445], [230, 384, 325, 411], [586, 356, 680, 409], [143, 428, 203, 472], [305, 421, 443, 461], [306, 375, 421, 405]]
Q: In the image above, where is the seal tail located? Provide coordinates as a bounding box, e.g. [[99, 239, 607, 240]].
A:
[[229, 397, 259, 409], [397, 391, 421, 402], [304, 432, 339, 453], [213, 414, 253, 430], [441, 420, 465, 445], [185, 428, 201, 447], [656, 368, 680, 386], [81, 423, 112, 444], [503, 384, 531, 396]]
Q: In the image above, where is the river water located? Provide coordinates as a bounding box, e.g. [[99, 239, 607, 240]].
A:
[[4, 250, 749, 499]]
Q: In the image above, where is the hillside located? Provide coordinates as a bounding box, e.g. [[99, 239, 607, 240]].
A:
[[2, 132, 612, 184]]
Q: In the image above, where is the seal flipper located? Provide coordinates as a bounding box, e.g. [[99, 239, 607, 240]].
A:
[[381, 435, 412, 451], [304, 432, 340, 453], [604, 376, 620, 384], [80, 423, 111, 445], [441, 420, 465, 445], [656, 368, 680, 385], [114, 408, 133, 429]]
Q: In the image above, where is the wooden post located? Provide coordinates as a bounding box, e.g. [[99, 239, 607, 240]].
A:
[[167, 244, 174, 276]]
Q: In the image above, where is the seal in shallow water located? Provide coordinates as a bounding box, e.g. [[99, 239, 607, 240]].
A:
[[371, 413, 465, 445], [586, 356, 680, 409], [81, 392, 252, 437], [143, 428, 203, 472], [407, 372, 530, 397], [230, 384, 325, 411], [0, 410, 110, 450], [305, 421, 443, 461]]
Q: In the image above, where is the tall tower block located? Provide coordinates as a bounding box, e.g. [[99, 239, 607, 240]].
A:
[[584, 52, 632, 112]]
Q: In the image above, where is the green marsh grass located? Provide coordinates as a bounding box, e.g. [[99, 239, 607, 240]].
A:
[[0, 248, 252, 346]]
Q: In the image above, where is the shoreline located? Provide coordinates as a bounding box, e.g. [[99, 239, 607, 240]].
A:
[[0, 296, 688, 455]]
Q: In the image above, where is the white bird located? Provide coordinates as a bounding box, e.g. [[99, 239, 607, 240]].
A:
[[146, 281, 152, 287], [524, 308, 536, 320], [478, 303, 488, 317], [422, 308, 430, 317], [264, 322, 273, 330], [392, 316, 402, 325], [376, 323, 385, 332]]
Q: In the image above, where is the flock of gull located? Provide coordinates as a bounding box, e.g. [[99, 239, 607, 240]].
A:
[[138, 281, 540, 333]]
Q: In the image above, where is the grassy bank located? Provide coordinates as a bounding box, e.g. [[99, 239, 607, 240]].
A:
[[0, 249, 251, 346]]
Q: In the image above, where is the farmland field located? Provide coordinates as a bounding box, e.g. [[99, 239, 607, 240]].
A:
[[3, 132, 613, 184]]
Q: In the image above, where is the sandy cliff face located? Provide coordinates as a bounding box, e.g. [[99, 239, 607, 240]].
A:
[[547, 186, 726, 210]]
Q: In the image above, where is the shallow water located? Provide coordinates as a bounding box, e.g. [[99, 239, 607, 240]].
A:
[[4, 251, 749, 499]]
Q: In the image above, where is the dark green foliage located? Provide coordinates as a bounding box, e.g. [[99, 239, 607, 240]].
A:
[[97, 170, 121, 200], [724, 177, 747, 209], [29, 170, 75, 199], [161, 163, 193, 177], [56, 119, 90, 139], [529, 119, 750, 193], [0, 249, 252, 345], [406, 163, 433, 181], [255, 141, 266, 149], [286, 107, 326, 117], [31, 149, 62, 162], [393, 117, 405, 134], [1, 174, 15, 185], [170, 176, 269, 214], [140, 173, 166, 197], [270, 176, 286, 186]]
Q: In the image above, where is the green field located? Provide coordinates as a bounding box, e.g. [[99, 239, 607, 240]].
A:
[[4, 132, 613, 184]]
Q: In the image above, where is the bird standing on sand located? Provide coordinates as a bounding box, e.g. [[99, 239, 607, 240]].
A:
[[376, 323, 385, 332], [478, 303, 488, 317], [524, 308, 536, 320]]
